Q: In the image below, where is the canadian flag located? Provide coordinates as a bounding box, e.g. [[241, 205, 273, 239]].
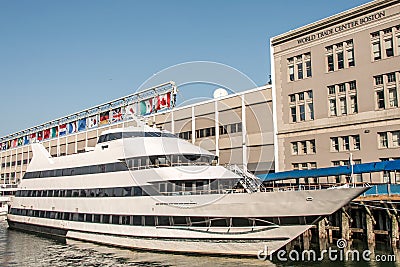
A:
[[125, 104, 136, 118], [157, 92, 171, 110]]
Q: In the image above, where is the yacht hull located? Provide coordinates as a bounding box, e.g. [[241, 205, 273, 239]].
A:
[[7, 187, 367, 256]]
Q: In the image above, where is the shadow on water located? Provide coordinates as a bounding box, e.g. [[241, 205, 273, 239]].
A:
[[0, 218, 398, 267]]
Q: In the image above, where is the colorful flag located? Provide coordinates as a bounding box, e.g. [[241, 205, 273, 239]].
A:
[[23, 135, 29, 145], [100, 111, 110, 125], [156, 92, 171, 110], [88, 115, 98, 128], [18, 137, 23, 146], [68, 121, 76, 134], [37, 131, 43, 141], [7, 140, 11, 149], [3, 142, 8, 150], [111, 107, 123, 123], [140, 99, 153, 115], [12, 139, 18, 147], [59, 124, 67, 136], [78, 118, 86, 132], [124, 104, 136, 119], [51, 126, 58, 138], [43, 129, 50, 140], [30, 133, 37, 143]]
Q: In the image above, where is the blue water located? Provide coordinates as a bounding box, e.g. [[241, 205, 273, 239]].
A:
[[0, 218, 398, 266]]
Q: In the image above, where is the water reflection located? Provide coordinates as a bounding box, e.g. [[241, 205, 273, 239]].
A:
[[1, 218, 399, 267], [0, 219, 271, 267]]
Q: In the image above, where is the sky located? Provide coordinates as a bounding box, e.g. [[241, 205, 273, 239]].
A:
[[0, 0, 371, 137]]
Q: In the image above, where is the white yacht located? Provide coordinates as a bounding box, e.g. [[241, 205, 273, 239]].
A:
[[0, 186, 16, 216], [7, 125, 367, 256], [0, 196, 9, 216]]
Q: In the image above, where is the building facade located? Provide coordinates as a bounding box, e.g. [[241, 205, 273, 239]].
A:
[[0, 85, 274, 186], [271, 0, 400, 183]]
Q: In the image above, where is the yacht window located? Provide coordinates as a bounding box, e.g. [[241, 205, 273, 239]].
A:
[[112, 215, 120, 224], [172, 216, 186, 226], [145, 216, 156, 226], [134, 187, 143, 196], [114, 187, 124, 197], [121, 216, 131, 225], [123, 187, 133, 197], [98, 135, 106, 143], [93, 214, 101, 223], [108, 132, 122, 141], [85, 214, 92, 222], [133, 216, 142, 225], [157, 216, 170, 226], [184, 181, 193, 192], [102, 214, 110, 223]]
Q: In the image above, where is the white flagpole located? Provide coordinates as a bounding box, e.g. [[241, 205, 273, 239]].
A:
[[350, 152, 354, 187]]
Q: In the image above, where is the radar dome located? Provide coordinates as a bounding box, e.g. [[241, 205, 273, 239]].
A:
[[213, 88, 228, 99]]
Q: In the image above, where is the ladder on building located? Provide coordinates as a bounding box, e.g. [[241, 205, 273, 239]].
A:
[[226, 164, 265, 193]]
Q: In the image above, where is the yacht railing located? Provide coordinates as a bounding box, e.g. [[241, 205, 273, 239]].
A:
[[225, 164, 266, 193]]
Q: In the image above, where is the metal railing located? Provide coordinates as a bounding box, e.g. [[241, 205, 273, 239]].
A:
[[225, 164, 266, 193]]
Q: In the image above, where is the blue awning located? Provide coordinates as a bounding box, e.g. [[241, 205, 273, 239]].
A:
[[258, 160, 400, 182]]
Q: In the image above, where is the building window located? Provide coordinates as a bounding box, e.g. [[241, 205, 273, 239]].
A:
[[288, 90, 313, 123], [291, 142, 298, 155], [337, 51, 344, 69], [379, 132, 388, 148], [376, 90, 385, 109], [347, 48, 355, 67], [371, 26, 400, 61], [374, 71, 399, 110], [287, 53, 312, 81], [375, 75, 383, 85], [392, 131, 400, 147], [328, 85, 335, 95], [292, 163, 299, 170], [289, 65, 294, 81], [305, 59, 312, 77], [331, 137, 339, 152], [331, 135, 360, 152], [299, 105, 305, 121], [352, 135, 360, 150], [291, 139, 316, 155], [329, 99, 337, 116], [297, 62, 303, 80], [290, 107, 297, 122], [342, 136, 350, 151], [326, 40, 354, 72], [309, 140, 316, 153], [397, 35, 400, 56], [385, 38, 394, 57], [372, 41, 381, 60], [378, 130, 400, 149], [349, 81, 356, 90], [389, 88, 398, 107], [292, 162, 317, 171], [350, 96, 358, 114], [388, 72, 396, 83], [300, 141, 307, 154], [328, 81, 357, 117], [327, 54, 334, 72], [339, 83, 346, 93], [307, 103, 314, 120], [339, 97, 347, 115]]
